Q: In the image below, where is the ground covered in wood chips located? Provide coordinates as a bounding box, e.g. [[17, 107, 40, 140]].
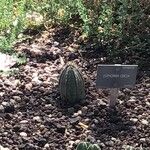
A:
[[0, 28, 150, 150]]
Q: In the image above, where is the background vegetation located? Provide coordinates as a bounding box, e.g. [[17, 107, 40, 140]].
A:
[[0, 0, 149, 68]]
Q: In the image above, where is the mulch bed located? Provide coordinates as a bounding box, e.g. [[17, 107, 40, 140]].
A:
[[0, 27, 150, 150]]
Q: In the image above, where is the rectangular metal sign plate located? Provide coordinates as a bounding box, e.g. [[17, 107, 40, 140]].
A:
[[96, 64, 138, 88]]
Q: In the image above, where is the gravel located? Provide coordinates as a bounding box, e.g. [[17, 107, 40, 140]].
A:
[[0, 28, 149, 150]]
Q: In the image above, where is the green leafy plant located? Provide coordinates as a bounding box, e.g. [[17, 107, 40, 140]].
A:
[[0, 0, 149, 68], [0, 0, 27, 52], [76, 142, 101, 150], [13, 53, 27, 65], [0, 67, 19, 77], [0, 0, 43, 53]]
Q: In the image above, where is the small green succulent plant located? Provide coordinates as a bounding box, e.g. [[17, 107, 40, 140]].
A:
[[76, 142, 101, 150]]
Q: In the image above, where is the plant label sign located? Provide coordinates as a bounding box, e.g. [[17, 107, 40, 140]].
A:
[[96, 64, 138, 108], [96, 64, 138, 89]]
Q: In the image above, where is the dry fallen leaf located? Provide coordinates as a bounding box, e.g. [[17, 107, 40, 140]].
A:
[[78, 122, 88, 129], [50, 77, 58, 83], [68, 46, 75, 52], [59, 56, 65, 66]]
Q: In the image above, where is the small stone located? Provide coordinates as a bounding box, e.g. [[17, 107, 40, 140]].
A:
[[40, 125, 45, 130], [56, 48, 61, 54], [17, 112, 23, 116], [13, 96, 21, 101], [3, 132, 8, 135], [91, 124, 96, 129], [105, 141, 114, 147], [98, 143, 105, 148], [33, 116, 41, 122], [100, 57, 105, 61], [75, 140, 80, 144], [32, 77, 42, 84], [131, 126, 137, 130], [85, 130, 92, 134], [25, 83, 32, 90], [48, 114, 52, 118], [73, 113, 78, 117], [45, 104, 52, 108], [77, 110, 82, 115], [97, 140, 100, 143], [124, 88, 131, 93], [0, 92, 4, 96], [20, 132, 27, 137], [146, 102, 150, 106], [20, 120, 28, 124], [119, 100, 124, 104], [84, 118, 90, 123], [145, 84, 150, 88], [87, 135, 96, 143], [93, 119, 99, 124], [122, 145, 134, 149], [53, 41, 59, 46], [2, 102, 15, 113], [80, 133, 87, 139], [130, 96, 136, 99], [111, 137, 117, 141], [99, 143, 105, 148], [69, 117, 80, 124], [14, 79, 20, 86], [141, 119, 148, 125], [81, 106, 88, 114], [118, 93, 125, 99], [69, 140, 74, 147], [0, 105, 4, 112], [140, 138, 146, 142], [0, 145, 10, 150], [129, 97, 136, 102], [97, 99, 107, 107], [10, 99, 16, 105], [130, 118, 138, 123], [2, 101, 9, 106], [44, 143, 50, 148], [57, 112, 62, 118]]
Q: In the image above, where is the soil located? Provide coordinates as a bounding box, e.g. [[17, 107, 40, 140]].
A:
[[0, 27, 150, 150]]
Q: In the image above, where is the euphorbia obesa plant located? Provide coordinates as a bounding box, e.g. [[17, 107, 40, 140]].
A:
[[76, 142, 101, 150]]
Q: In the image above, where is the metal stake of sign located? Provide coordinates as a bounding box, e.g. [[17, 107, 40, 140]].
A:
[[109, 88, 119, 108]]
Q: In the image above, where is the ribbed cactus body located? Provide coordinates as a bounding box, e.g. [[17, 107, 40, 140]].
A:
[[76, 142, 90, 150], [59, 64, 85, 106], [76, 142, 101, 150]]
